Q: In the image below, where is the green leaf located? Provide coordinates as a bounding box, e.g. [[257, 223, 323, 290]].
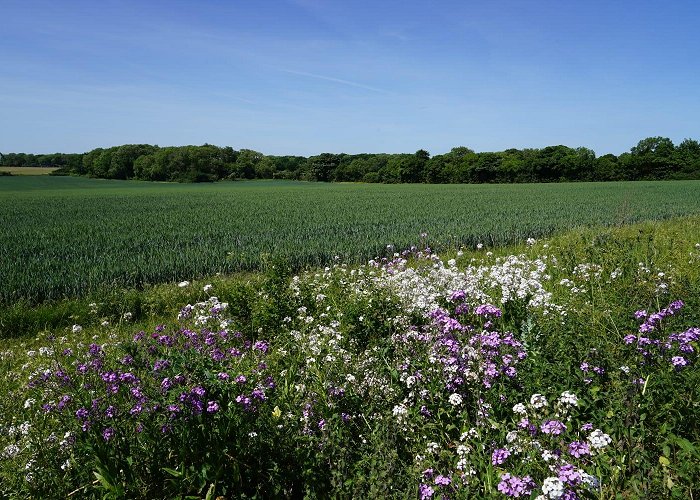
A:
[[93, 471, 113, 491], [162, 467, 183, 478], [659, 455, 670, 467], [675, 437, 697, 455], [204, 483, 216, 500]]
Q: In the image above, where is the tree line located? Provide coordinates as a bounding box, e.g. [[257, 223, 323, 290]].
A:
[[2, 136, 699, 183]]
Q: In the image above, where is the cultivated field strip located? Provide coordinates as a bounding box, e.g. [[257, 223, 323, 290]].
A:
[[1, 177, 700, 303]]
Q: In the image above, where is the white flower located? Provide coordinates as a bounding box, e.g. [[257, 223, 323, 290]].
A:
[[477, 243, 484, 250], [506, 430, 519, 443], [581, 472, 600, 489], [558, 391, 578, 406], [248, 431, 258, 438], [588, 429, 612, 449], [122, 312, 133, 320], [512, 403, 527, 414], [2, 444, 20, 458], [526, 237, 537, 246], [203, 284, 213, 293], [24, 398, 36, 409], [456, 444, 469, 456], [345, 374, 356, 383], [619, 365, 630, 374], [101, 320, 110, 327], [178, 281, 190, 288], [542, 477, 564, 498], [448, 393, 463, 406], [71, 324, 82, 333], [392, 404, 408, 423], [405, 375, 416, 388], [447, 259, 456, 267], [530, 394, 548, 409]]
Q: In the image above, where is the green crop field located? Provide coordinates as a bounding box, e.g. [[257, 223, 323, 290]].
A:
[[1, 176, 700, 304]]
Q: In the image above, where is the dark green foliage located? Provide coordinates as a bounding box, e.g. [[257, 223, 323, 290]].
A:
[[4, 136, 700, 184]]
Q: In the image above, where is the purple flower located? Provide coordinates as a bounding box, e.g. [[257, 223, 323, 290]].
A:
[[57, 395, 72, 410], [634, 310, 648, 319], [581, 423, 593, 432], [318, 419, 326, 430], [559, 463, 582, 485], [153, 359, 171, 371], [253, 340, 270, 353], [190, 399, 204, 415], [419, 484, 435, 499], [434, 475, 451, 486], [217, 372, 230, 380], [161, 377, 173, 391], [119, 372, 137, 384], [235, 375, 247, 384], [670, 300, 684, 311], [102, 427, 115, 441], [251, 388, 267, 401], [455, 303, 469, 315], [639, 323, 654, 333], [492, 447, 511, 465], [541, 420, 566, 435], [671, 356, 688, 367], [568, 441, 591, 458], [497, 473, 535, 497], [190, 386, 206, 398], [206, 401, 220, 413], [474, 303, 502, 318], [235, 395, 252, 410], [75, 408, 89, 420]]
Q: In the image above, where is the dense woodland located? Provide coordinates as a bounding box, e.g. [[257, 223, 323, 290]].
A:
[[2, 136, 700, 183]]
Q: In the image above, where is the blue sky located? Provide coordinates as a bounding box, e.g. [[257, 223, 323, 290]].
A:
[[1, 0, 699, 156]]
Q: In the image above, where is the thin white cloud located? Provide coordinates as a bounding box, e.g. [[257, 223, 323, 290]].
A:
[[279, 69, 390, 94]]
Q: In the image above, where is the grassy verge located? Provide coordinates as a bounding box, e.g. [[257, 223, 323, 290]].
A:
[[1, 217, 699, 497]]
